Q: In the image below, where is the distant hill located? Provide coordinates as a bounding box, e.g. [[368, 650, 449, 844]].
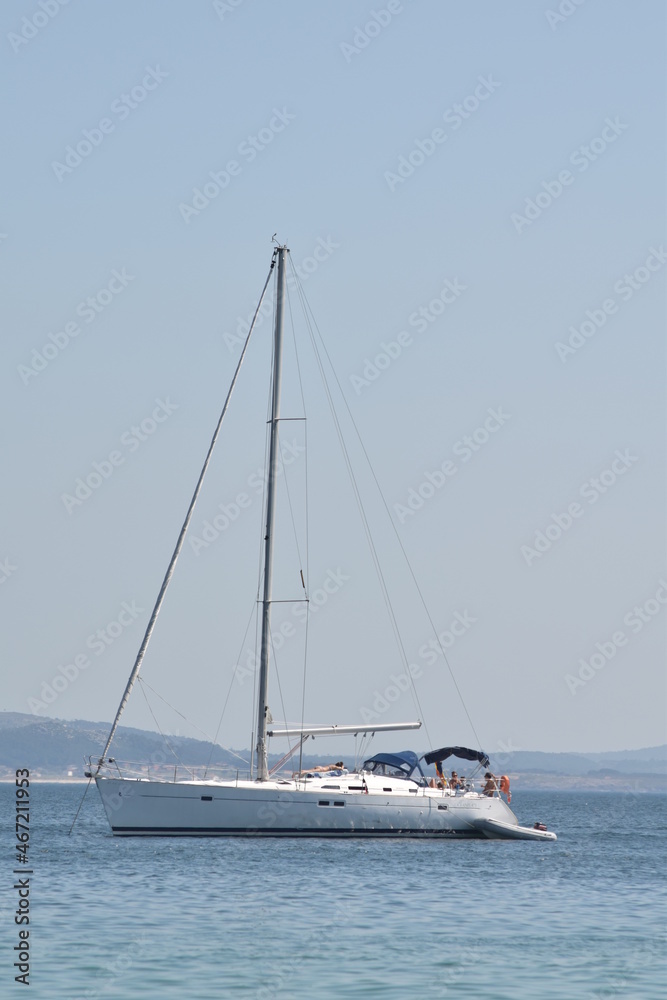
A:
[[0, 711, 244, 778], [486, 748, 667, 776], [1, 712, 665, 789]]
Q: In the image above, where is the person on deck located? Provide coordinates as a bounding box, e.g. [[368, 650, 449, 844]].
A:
[[298, 761, 345, 776], [482, 772, 498, 796], [435, 762, 448, 788], [450, 771, 462, 789]]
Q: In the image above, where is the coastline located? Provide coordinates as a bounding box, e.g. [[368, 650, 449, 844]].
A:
[[2, 774, 664, 792]]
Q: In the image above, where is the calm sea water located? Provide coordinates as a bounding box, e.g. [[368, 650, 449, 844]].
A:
[[1, 784, 665, 999]]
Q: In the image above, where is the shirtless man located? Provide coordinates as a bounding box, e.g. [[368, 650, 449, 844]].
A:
[[482, 772, 498, 796]]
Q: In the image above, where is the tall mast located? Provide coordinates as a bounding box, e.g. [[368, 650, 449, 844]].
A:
[[255, 245, 288, 781]]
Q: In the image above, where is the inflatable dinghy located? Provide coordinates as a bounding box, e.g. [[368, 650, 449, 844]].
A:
[[473, 817, 557, 841]]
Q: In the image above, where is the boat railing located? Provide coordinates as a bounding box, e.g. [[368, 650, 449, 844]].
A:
[[85, 757, 255, 783]]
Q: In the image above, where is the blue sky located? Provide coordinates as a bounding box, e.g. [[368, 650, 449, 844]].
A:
[[1, 0, 665, 759]]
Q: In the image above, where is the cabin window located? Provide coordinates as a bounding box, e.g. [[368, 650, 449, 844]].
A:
[[318, 801, 330, 807], [437, 804, 448, 811], [333, 801, 345, 807], [201, 796, 213, 801], [321, 784, 340, 790], [383, 787, 392, 792]]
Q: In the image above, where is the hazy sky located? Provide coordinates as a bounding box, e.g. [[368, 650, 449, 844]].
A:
[[2, 0, 665, 760]]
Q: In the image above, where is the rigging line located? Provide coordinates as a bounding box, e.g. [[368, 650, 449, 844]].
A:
[[137, 680, 194, 776], [68, 776, 93, 836], [250, 588, 260, 777], [136, 676, 228, 753], [296, 275, 431, 743], [285, 274, 308, 419], [295, 284, 481, 750], [290, 272, 429, 741], [250, 305, 276, 770], [200, 598, 258, 773], [281, 287, 308, 580], [95, 254, 277, 769], [297, 564, 310, 778], [284, 284, 309, 597], [276, 425, 306, 576], [268, 632, 295, 760], [286, 277, 312, 773]]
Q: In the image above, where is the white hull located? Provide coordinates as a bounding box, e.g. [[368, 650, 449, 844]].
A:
[[95, 774, 524, 839]]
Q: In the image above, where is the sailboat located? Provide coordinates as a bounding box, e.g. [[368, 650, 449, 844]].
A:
[[90, 243, 556, 841]]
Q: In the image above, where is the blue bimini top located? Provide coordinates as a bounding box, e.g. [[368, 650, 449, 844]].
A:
[[361, 751, 423, 779]]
